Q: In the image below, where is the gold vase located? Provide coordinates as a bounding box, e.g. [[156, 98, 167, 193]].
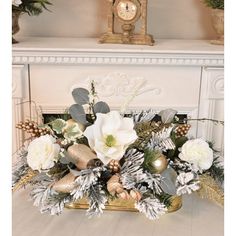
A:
[[12, 11, 21, 44], [210, 9, 224, 45], [66, 195, 182, 213]]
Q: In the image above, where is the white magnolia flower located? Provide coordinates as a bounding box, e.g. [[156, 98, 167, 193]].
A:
[[27, 135, 60, 171], [84, 111, 138, 165], [179, 139, 213, 172], [12, 0, 22, 7]]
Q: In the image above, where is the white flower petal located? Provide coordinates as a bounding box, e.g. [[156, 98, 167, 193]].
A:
[[121, 117, 135, 130], [84, 111, 137, 164], [84, 125, 95, 148], [101, 111, 121, 135], [116, 130, 138, 145], [26, 135, 60, 171], [179, 139, 213, 171]]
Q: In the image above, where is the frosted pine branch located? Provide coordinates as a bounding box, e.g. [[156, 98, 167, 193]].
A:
[[148, 126, 175, 152], [71, 167, 105, 200], [176, 172, 200, 195], [132, 110, 156, 123], [135, 197, 167, 220], [86, 184, 108, 218]]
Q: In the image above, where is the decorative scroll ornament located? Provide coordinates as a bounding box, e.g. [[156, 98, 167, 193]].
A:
[[70, 72, 161, 98]]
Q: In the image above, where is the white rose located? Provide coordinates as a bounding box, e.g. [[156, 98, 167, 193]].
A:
[[179, 139, 213, 172], [12, 0, 22, 7], [84, 111, 138, 165], [27, 135, 60, 171]]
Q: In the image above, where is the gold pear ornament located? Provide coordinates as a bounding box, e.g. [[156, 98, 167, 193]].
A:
[[67, 144, 100, 170], [52, 172, 76, 193]]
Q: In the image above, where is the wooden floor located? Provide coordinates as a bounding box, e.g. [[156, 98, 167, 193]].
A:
[[12, 189, 223, 236]]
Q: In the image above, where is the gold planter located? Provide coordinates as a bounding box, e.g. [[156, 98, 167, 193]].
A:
[[210, 9, 224, 45], [66, 195, 182, 213]]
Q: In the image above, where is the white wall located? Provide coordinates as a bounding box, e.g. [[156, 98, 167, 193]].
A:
[[18, 0, 217, 39]]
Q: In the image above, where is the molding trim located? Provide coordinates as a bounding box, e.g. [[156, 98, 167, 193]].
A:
[[35, 104, 198, 115], [12, 52, 224, 66]]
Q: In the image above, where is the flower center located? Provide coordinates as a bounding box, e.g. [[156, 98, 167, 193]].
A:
[[105, 135, 116, 147]]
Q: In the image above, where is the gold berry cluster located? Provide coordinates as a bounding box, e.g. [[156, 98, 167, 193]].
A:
[[16, 120, 50, 137], [108, 160, 121, 173], [174, 124, 191, 138]]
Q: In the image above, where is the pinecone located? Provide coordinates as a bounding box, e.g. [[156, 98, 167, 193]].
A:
[[174, 124, 191, 138], [107, 160, 120, 173], [16, 120, 50, 137]]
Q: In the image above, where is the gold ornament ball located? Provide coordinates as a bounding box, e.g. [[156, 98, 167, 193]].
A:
[[152, 154, 168, 174]]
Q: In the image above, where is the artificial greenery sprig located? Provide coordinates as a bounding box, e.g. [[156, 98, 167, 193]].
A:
[[202, 0, 224, 10]]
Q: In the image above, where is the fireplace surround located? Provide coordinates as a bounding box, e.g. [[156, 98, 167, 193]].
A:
[[12, 37, 224, 156]]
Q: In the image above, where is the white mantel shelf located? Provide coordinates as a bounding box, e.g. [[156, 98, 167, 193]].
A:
[[12, 37, 224, 66]]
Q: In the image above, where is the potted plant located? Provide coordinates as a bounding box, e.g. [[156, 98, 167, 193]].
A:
[[12, 0, 52, 44], [202, 0, 224, 45]]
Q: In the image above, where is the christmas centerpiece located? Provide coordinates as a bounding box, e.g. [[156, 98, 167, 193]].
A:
[[13, 81, 224, 220]]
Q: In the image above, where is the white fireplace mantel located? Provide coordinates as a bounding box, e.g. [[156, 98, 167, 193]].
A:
[[13, 37, 224, 66], [12, 37, 224, 154]]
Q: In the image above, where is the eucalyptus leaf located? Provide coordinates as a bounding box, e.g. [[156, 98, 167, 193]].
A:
[[69, 104, 87, 125], [160, 168, 177, 195], [94, 101, 110, 114], [72, 88, 89, 105], [159, 109, 177, 124]]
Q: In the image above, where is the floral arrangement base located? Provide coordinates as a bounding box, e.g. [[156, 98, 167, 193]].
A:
[[65, 196, 182, 213]]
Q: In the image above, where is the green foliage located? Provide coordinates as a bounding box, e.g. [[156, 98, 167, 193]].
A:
[[131, 121, 164, 150], [166, 133, 188, 159], [93, 101, 110, 114], [202, 0, 224, 10], [12, 0, 52, 16], [207, 156, 224, 184], [69, 84, 110, 125], [69, 104, 87, 125], [50, 119, 66, 134], [158, 193, 172, 208], [72, 88, 90, 105]]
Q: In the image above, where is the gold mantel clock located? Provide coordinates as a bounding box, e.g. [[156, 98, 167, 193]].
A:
[[99, 0, 155, 46]]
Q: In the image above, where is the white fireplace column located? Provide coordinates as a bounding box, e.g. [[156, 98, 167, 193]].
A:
[[197, 67, 224, 153], [12, 64, 30, 158]]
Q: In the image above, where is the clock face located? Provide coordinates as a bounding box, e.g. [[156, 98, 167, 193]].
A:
[[116, 0, 138, 21]]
